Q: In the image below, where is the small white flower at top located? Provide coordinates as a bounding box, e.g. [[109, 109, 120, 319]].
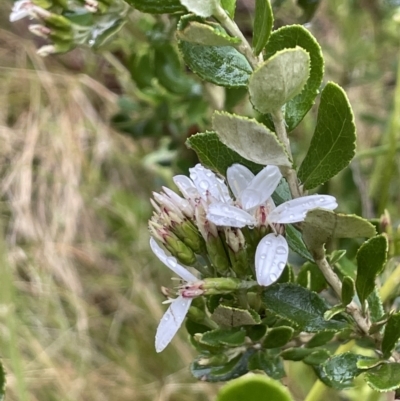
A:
[[150, 237, 203, 353], [207, 164, 338, 287]]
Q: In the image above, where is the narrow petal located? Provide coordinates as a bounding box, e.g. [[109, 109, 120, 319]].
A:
[[240, 165, 282, 211], [255, 234, 288, 286], [155, 295, 192, 352], [150, 237, 197, 282], [268, 195, 338, 224], [207, 203, 256, 228], [227, 164, 254, 199], [162, 187, 194, 217], [189, 164, 231, 203], [173, 175, 198, 200]]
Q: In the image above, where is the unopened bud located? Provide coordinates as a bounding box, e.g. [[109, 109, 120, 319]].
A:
[[41, 13, 71, 30], [172, 220, 206, 255], [206, 234, 230, 274], [29, 24, 50, 38], [228, 247, 248, 277], [202, 277, 241, 294], [85, 0, 98, 12], [380, 210, 391, 234], [36, 44, 56, 56], [164, 232, 196, 266]]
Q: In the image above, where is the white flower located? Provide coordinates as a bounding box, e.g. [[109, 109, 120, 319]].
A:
[[150, 237, 203, 353], [9, 0, 49, 22], [207, 164, 338, 286]]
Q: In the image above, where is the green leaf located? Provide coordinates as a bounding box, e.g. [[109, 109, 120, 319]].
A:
[[249, 47, 310, 114], [341, 276, 355, 306], [0, 362, 4, 401], [263, 326, 294, 348], [253, 0, 274, 56], [303, 210, 376, 250], [262, 283, 348, 332], [323, 305, 346, 321], [305, 330, 336, 348], [323, 352, 373, 388], [356, 235, 388, 305], [154, 44, 194, 94], [382, 312, 400, 358], [285, 225, 314, 261], [216, 374, 293, 401], [298, 82, 356, 190], [200, 328, 246, 347], [297, 0, 321, 22], [303, 349, 331, 365], [178, 40, 252, 87], [297, 261, 328, 293], [180, 0, 219, 16], [177, 20, 240, 46], [264, 25, 324, 131], [246, 325, 267, 341], [212, 112, 291, 167], [191, 349, 254, 382], [186, 131, 262, 175], [368, 289, 385, 324], [221, 0, 236, 18], [124, 0, 185, 13], [185, 319, 210, 336], [364, 363, 400, 392], [280, 347, 313, 361], [248, 351, 285, 379], [212, 305, 261, 327]]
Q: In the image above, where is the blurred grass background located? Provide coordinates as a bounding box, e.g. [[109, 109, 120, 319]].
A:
[[0, 1, 400, 400]]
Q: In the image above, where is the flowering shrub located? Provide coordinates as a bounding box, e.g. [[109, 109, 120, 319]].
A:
[[9, 0, 400, 400]]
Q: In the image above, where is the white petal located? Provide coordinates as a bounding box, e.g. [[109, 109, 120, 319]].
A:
[[10, 9, 30, 21], [189, 164, 231, 203], [240, 166, 282, 211], [268, 195, 338, 224], [207, 203, 256, 228], [150, 238, 198, 282], [255, 234, 288, 286], [227, 164, 254, 199], [173, 175, 198, 200], [162, 187, 194, 217], [155, 295, 192, 352]]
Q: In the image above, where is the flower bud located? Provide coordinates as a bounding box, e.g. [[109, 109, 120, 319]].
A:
[[29, 24, 51, 38], [164, 232, 196, 266], [206, 234, 230, 275], [41, 13, 72, 30], [171, 220, 206, 255], [202, 277, 242, 294], [224, 227, 248, 277]]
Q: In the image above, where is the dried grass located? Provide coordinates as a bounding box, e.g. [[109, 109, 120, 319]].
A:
[[0, 16, 216, 401]]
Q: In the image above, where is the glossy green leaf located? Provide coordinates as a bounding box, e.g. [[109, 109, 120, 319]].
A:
[[323, 352, 373, 388], [212, 111, 291, 166], [0, 363, 4, 401], [186, 131, 262, 175], [124, 0, 185, 13], [356, 235, 388, 305], [280, 347, 313, 361], [216, 374, 293, 401], [297, 262, 328, 293], [180, 0, 218, 16], [212, 305, 261, 327], [263, 326, 294, 348], [200, 328, 246, 347], [248, 351, 285, 379], [249, 47, 310, 114], [303, 210, 376, 250], [178, 40, 252, 87], [185, 319, 210, 336], [382, 312, 400, 358], [253, 0, 274, 55], [262, 283, 347, 332], [264, 25, 324, 131], [364, 363, 400, 392], [191, 350, 254, 382], [341, 276, 355, 306], [285, 224, 314, 262], [305, 330, 336, 348], [177, 20, 240, 46], [298, 82, 356, 189]]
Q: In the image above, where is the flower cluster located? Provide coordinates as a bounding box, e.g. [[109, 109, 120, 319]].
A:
[[149, 163, 338, 352]]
